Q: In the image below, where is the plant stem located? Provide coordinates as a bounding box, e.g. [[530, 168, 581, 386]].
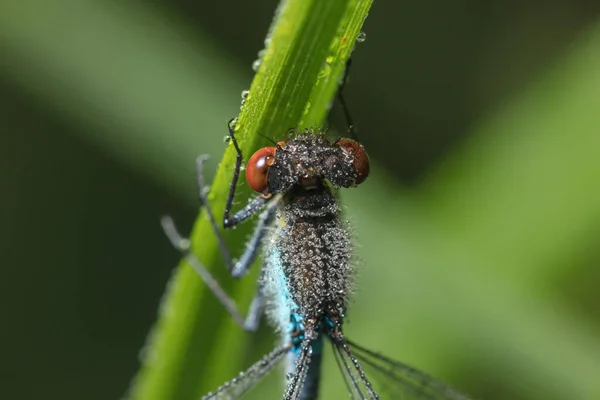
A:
[[127, 0, 373, 399]]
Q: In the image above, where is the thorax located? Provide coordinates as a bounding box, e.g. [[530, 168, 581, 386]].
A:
[[263, 184, 353, 334]]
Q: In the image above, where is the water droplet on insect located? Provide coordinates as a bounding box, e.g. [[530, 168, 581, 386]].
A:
[[356, 31, 367, 42], [179, 238, 191, 249]]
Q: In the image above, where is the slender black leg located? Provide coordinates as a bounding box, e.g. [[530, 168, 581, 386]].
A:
[[160, 120, 280, 330], [161, 162, 277, 329], [193, 155, 274, 276], [223, 117, 250, 229], [161, 212, 272, 331], [337, 58, 358, 140]]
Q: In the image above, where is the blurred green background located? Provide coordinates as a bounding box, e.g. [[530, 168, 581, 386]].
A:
[[2, 1, 600, 399]]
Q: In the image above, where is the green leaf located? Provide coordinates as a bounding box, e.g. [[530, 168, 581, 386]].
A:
[[127, 1, 373, 399]]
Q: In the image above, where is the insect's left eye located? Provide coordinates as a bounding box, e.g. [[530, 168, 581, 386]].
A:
[[246, 147, 276, 193], [337, 139, 370, 185]]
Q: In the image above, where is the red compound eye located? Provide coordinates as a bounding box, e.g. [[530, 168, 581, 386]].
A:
[[337, 139, 370, 185], [246, 147, 276, 193]]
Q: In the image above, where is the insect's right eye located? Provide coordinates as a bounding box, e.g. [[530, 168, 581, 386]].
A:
[[246, 147, 276, 194], [337, 139, 370, 185]]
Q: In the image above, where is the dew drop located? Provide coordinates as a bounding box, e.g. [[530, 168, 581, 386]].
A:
[[303, 101, 311, 115], [356, 31, 367, 42], [228, 118, 238, 131], [318, 63, 332, 79], [286, 372, 295, 381], [240, 89, 251, 111], [252, 49, 267, 71]]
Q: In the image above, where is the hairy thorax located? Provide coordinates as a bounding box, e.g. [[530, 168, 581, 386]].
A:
[[263, 183, 354, 330]]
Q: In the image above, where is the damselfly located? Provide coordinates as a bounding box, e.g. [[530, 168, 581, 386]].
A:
[[162, 114, 473, 399]]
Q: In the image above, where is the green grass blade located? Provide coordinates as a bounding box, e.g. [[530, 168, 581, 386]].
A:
[[127, 1, 373, 399]]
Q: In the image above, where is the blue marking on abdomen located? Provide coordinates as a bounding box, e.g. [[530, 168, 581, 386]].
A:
[[265, 234, 323, 399]]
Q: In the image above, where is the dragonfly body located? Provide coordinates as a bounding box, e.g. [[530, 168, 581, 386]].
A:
[[263, 140, 354, 398], [162, 126, 473, 399]]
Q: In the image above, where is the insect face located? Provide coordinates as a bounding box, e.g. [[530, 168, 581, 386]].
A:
[[245, 133, 370, 196]]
